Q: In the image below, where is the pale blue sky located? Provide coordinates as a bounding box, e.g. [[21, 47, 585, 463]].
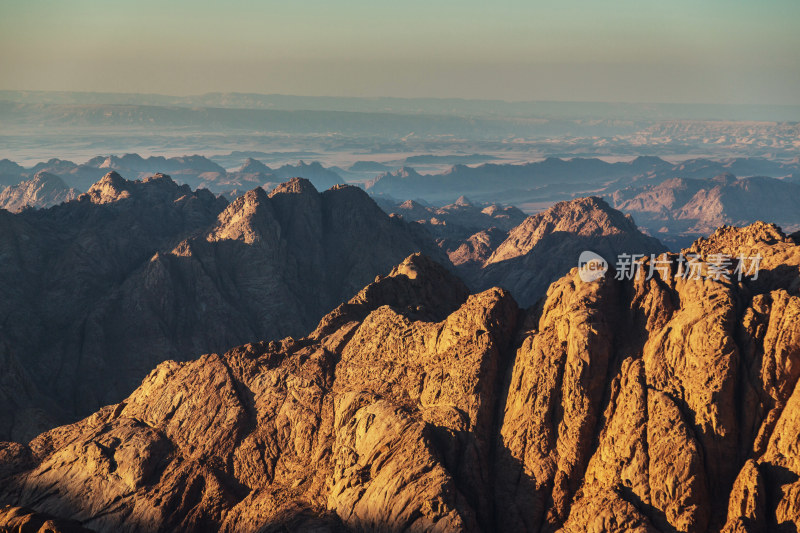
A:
[[1, 0, 799, 104]]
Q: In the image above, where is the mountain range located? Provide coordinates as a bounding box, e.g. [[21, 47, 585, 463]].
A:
[[366, 156, 800, 205], [610, 173, 800, 243], [0, 170, 674, 445], [0, 173, 444, 442], [4, 89, 800, 532], [1, 222, 799, 531], [3, 155, 800, 260]]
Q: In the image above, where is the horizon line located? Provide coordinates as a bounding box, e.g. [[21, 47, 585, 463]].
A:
[[3, 88, 800, 109]]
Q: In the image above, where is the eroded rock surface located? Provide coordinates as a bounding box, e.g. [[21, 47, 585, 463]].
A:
[[1, 222, 799, 532], [0, 254, 516, 532]]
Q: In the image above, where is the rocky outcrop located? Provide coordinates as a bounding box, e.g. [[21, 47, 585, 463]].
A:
[[478, 196, 667, 306], [0, 171, 79, 212], [494, 222, 800, 532], [0, 174, 444, 442], [0, 253, 518, 531]]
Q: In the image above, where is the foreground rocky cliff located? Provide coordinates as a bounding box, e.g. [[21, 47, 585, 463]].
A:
[[1, 222, 799, 532]]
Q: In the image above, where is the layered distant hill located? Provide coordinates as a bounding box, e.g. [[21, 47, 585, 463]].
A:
[[610, 173, 800, 247], [222, 159, 344, 192], [4, 153, 798, 211], [0, 155, 344, 195], [4, 154, 799, 254], [365, 156, 800, 205]]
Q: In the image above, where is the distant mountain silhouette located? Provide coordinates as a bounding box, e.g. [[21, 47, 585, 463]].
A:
[[611, 173, 800, 238], [0, 172, 78, 212], [366, 156, 800, 205]]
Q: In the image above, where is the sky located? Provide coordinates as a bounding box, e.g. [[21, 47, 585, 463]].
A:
[[1, 0, 799, 105]]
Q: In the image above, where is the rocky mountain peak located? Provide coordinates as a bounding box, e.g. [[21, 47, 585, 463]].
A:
[[684, 221, 800, 293], [207, 187, 276, 244], [269, 176, 318, 197], [688, 221, 789, 256], [141, 172, 173, 184], [322, 183, 377, 210], [454, 195, 473, 206], [81, 171, 131, 203], [0, 159, 24, 174], [487, 196, 647, 265], [388, 252, 448, 281], [399, 199, 423, 210], [476, 196, 666, 306], [0, 171, 78, 212], [30, 170, 62, 184], [97, 153, 146, 170], [449, 227, 508, 267], [312, 253, 470, 340], [81, 172, 192, 205], [396, 166, 420, 178], [238, 157, 271, 174]]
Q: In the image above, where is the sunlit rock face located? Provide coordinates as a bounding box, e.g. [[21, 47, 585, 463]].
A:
[[1, 222, 799, 532]]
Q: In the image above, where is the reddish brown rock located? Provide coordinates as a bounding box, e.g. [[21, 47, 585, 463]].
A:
[[479, 196, 666, 306], [0, 505, 94, 532], [0, 254, 512, 532], [1, 222, 800, 532]]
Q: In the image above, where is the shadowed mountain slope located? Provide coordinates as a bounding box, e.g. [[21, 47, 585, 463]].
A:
[[0, 174, 444, 442]]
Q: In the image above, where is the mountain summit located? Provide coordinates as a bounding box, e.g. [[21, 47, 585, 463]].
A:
[[477, 196, 666, 305], [0, 171, 78, 212]]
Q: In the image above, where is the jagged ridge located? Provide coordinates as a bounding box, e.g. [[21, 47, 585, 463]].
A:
[[1, 222, 799, 532]]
